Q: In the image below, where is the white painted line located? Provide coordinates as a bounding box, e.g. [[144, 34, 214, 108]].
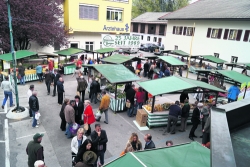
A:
[[5, 119, 10, 167], [0, 140, 5, 143], [4, 103, 7, 113], [130, 152, 147, 167], [16, 131, 46, 140]]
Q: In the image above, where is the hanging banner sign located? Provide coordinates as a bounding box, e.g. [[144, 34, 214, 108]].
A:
[[102, 34, 141, 48], [3, 61, 10, 69]]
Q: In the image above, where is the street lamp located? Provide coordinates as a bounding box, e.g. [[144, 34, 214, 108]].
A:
[[5, 0, 21, 111]]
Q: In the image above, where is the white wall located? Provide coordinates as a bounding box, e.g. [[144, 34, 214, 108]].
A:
[[30, 41, 55, 53], [130, 32, 166, 46], [165, 20, 250, 63]]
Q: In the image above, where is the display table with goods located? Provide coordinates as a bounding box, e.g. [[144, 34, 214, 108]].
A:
[[90, 64, 141, 113], [137, 76, 226, 128]]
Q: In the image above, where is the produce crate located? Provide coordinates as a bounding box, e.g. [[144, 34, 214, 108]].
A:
[[136, 109, 148, 127]]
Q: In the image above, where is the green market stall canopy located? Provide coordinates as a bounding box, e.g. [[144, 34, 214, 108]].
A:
[[158, 56, 186, 66], [104, 142, 210, 167], [94, 48, 116, 54], [170, 50, 189, 56], [225, 62, 250, 70], [200, 55, 227, 64], [54, 48, 84, 56], [216, 70, 250, 84], [101, 54, 145, 64], [0, 50, 37, 61], [93, 64, 141, 83], [138, 76, 225, 96]]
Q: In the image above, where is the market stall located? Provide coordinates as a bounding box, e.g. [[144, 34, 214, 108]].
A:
[[225, 62, 250, 71], [90, 64, 141, 113], [137, 76, 226, 128], [101, 54, 145, 64], [0, 50, 46, 83], [54, 47, 85, 74], [94, 48, 116, 61], [157, 56, 187, 74], [104, 142, 210, 167]]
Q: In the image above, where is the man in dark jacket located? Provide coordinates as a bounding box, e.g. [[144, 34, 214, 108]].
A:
[[90, 78, 101, 104], [91, 124, 108, 166], [29, 91, 39, 128], [180, 91, 189, 103], [125, 84, 136, 117], [51, 69, 61, 97], [179, 99, 190, 132], [43, 69, 52, 95], [143, 60, 149, 77], [189, 103, 203, 141], [18, 63, 26, 85], [144, 134, 155, 150], [165, 101, 182, 134], [77, 76, 88, 101], [57, 77, 64, 105], [74, 95, 84, 125], [26, 133, 44, 167]]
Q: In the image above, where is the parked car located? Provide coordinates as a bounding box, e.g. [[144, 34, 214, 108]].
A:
[[140, 43, 159, 52], [118, 48, 139, 54]]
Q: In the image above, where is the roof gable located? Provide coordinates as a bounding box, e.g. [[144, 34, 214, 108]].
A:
[[159, 0, 250, 20]]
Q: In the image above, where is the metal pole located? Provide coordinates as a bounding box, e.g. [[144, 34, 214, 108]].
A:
[[7, 0, 19, 110], [186, 22, 195, 78]]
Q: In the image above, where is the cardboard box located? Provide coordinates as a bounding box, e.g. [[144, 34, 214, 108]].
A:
[[136, 119, 147, 127], [136, 109, 148, 122]]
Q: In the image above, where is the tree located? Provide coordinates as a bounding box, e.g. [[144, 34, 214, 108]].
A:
[[0, 0, 69, 52], [132, 0, 190, 18]]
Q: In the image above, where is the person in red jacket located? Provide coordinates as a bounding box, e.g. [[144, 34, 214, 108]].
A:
[[76, 58, 83, 68], [83, 100, 96, 136], [136, 87, 145, 110]]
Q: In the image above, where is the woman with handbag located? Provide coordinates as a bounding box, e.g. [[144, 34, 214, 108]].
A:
[[83, 100, 96, 136]]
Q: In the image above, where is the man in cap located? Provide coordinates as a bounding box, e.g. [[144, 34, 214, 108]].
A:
[[27, 85, 34, 118], [189, 103, 203, 141], [26, 133, 44, 167], [75, 151, 97, 167]]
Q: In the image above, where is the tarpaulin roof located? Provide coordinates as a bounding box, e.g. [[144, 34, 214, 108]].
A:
[[101, 54, 144, 64], [216, 70, 250, 84], [0, 50, 37, 61], [158, 56, 186, 66], [138, 76, 225, 96], [170, 50, 189, 56], [94, 48, 115, 53], [104, 142, 210, 167], [201, 55, 227, 64], [94, 64, 141, 83], [54, 48, 84, 56]]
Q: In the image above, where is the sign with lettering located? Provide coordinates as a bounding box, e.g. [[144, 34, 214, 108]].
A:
[[102, 34, 141, 48], [103, 23, 130, 32]]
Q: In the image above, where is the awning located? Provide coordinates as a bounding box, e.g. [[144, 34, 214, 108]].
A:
[[0, 50, 37, 61], [101, 54, 144, 64], [246, 63, 250, 68], [138, 76, 225, 96], [93, 64, 141, 83], [158, 56, 186, 66], [201, 55, 227, 64], [216, 70, 250, 84], [104, 142, 210, 167], [170, 50, 189, 56], [54, 48, 84, 56], [94, 48, 115, 54]]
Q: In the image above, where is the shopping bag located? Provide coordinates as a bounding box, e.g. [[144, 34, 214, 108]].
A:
[[126, 101, 131, 108], [35, 112, 41, 120], [70, 123, 80, 135], [83, 116, 89, 131], [96, 110, 102, 117], [77, 91, 80, 96]]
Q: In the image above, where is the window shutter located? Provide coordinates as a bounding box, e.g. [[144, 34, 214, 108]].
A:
[[207, 28, 211, 38], [217, 29, 222, 39], [183, 27, 187, 35], [180, 27, 183, 35], [172, 26, 176, 34], [236, 29, 243, 41], [223, 29, 229, 40], [243, 30, 250, 42]]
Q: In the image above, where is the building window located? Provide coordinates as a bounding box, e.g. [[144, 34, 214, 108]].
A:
[[172, 26, 183, 35], [185, 27, 195, 36], [228, 29, 242, 41], [85, 42, 94, 51], [107, 0, 129, 3], [141, 35, 143, 40], [153, 37, 157, 42], [207, 28, 222, 39], [140, 24, 145, 33], [100, 42, 102, 49], [243, 30, 250, 42], [133, 23, 138, 32], [148, 24, 156, 34], [79, 4, 99, 20], [159, 25, 165, 35], [70, 43, 78, 48], [147, 36, 150, 41], [106, 8, 123, 21]]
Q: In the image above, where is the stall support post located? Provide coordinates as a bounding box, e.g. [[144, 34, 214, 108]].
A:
[[215, 92, 218, 104], [243, 85, 247, 99], [114, 84, 118, 113], [151, 96, 155, 113], [7, 0, 19, 109]]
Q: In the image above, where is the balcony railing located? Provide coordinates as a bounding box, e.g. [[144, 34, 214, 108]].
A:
[[105, 0, 129, 3]]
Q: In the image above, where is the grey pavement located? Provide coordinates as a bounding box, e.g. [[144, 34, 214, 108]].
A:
[[0, 51, 233, 167]]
